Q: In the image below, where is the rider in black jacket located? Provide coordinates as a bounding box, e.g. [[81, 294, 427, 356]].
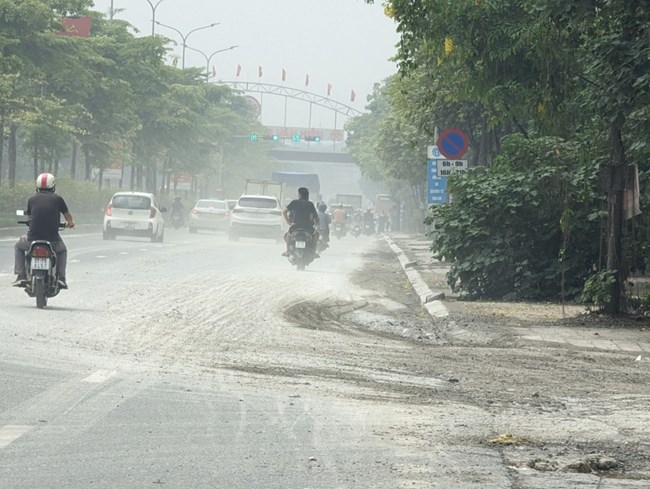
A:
[[13, 173, 75, 288]]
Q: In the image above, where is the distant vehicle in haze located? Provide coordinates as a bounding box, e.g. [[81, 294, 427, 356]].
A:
[[189, 199, 229, 233], [103, 191, 166, 242], [228, 195, 285, 241], [226, 199, 237, 211], [336, 194, 363, 212], [374, 194, 396, 214]]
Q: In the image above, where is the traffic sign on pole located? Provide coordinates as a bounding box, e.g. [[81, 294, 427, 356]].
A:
[[427, 159, 449, 204], [437, 128, 469, 159]]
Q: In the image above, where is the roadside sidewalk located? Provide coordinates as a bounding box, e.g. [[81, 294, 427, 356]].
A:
[[386, 233, 650, 356]]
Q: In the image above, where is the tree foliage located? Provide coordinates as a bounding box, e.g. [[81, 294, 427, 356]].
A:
[[0, 0, 268, 195], [357, 0, 649, 306]]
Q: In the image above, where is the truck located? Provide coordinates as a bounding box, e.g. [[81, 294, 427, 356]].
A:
[[271, 172, 320, 205], [243, 179, 284, 203], [335, 194, 363, 212]]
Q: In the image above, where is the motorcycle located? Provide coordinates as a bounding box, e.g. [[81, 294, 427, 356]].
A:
[[16, 211, 65, 309], [333, 221, 346, 239], [351, 223, 362, 238], [363, 221, 375, 236], [287, 228, 317, 271], [171, 211, 184, 229]]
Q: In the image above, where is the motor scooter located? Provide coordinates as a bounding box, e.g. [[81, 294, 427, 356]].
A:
[[351, 223, 361, 237], [333, 221, 346, 239], [16, 210, 65, 309], [287, 228, 317, 271]]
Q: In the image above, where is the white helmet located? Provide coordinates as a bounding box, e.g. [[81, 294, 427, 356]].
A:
[[36, 173, 56, 191]]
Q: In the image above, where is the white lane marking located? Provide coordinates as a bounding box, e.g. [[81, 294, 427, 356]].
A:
[[94, 255, 108, 259], [0, 425, 33, 449], [82, 370, 118, 384], [119, 252, 129, 255], [69, 259, 81, 263], [0, 233, 98, 243]]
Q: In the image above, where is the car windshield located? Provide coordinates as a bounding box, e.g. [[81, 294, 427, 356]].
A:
[[238, 197, 278, 209], [196, 200, 226, 210], [112, 195, 151, 210]]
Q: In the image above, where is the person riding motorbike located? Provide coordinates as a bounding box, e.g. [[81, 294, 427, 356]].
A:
[[13, 173, 75, 288], [332, 204, 346, 224], [316, 202, 331, 248], [170, 196, 184, 226], [282, 187, 320, 257], [363, 208, 375, 234]]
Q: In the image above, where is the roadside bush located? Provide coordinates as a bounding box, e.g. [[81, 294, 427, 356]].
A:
[[427, 135, 603, 300], [0, 179, 116, 226]]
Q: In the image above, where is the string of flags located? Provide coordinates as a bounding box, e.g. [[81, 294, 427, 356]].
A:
[[226, 65, 357, 102]]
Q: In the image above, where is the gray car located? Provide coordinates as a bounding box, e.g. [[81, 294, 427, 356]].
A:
[[188, 199, 230, 233]]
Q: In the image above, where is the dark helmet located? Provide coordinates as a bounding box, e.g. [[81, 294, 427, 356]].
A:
[[317, 202, 327, 212], [298, 187, 309, 199]]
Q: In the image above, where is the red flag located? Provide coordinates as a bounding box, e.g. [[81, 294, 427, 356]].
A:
[[350, 89, 356, 102], [305, 74, 309, 87], [281, 68, 286, 82], [327, 83, 333, 96], [258, 65, 263, 78], [58, 17, 92, 37], [236, 64, 241, 77]]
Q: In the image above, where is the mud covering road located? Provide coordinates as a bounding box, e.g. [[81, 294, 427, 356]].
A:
[[0, 230, 648, 488]]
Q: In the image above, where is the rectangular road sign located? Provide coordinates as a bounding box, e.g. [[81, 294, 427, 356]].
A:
[[427, 159, 449, 204], [436, 159, 468, 177]]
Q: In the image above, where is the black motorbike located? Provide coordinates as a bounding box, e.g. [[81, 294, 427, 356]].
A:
[[17, 212, 65, 309], [287, 228, 317, 271], [363, 221, 375, 236], [171, 211, 184, 229], [351, 223, 361, 238]]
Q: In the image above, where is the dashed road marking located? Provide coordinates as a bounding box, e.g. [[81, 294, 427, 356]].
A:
[[69, 259, 81, 263], [94, 255, 108, 259], [82, 370, 118, 383], [0, 425, 33, 449], [119, 252, 129, 255]]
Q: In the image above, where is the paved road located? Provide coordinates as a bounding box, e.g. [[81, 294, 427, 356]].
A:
[[0, 230, 473, 488], [1, 229, 649, 488]]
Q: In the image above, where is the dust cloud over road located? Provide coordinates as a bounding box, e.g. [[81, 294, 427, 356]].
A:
[[1, 229, 649, 488]]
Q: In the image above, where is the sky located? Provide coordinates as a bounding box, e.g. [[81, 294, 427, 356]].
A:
[[92, 0, 399, 129]]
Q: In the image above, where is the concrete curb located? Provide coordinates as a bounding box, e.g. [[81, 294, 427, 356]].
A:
[[384, 235, 449, 318]]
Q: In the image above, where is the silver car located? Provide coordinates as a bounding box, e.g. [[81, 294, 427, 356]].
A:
[[188, 199, 230, 233]]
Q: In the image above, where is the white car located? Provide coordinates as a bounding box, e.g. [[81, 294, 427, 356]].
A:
[[228, 195, 285, 241], [103, 191, 166, 242]]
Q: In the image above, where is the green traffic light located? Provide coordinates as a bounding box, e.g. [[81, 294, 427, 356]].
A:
[[272, 135, 279, 141], [250, 133, 258, 141], [314, 136, 321, 143], [292, 134, 301, 142]]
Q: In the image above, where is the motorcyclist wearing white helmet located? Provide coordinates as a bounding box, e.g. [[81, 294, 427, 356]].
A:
[[12, 173, 75, 288]]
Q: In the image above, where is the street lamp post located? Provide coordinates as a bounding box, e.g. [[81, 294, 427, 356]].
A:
[[144, 0, 166, 36], [184, 45, 239, 81], [155, 21, 220, 69]]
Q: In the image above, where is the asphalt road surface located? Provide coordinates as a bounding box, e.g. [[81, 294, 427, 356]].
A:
[[1, 228, 648, 488]]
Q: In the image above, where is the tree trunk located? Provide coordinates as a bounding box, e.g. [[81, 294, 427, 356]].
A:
[[70, 140, 77, 179], [84, 146, 91, 181], [33, 146, 39, 180], [605, 123, 627, 314], [54, 156, 59, 175], [130, 164, 135, 190], [8, 124, 17, 186], [0, 119, 4, 187]]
